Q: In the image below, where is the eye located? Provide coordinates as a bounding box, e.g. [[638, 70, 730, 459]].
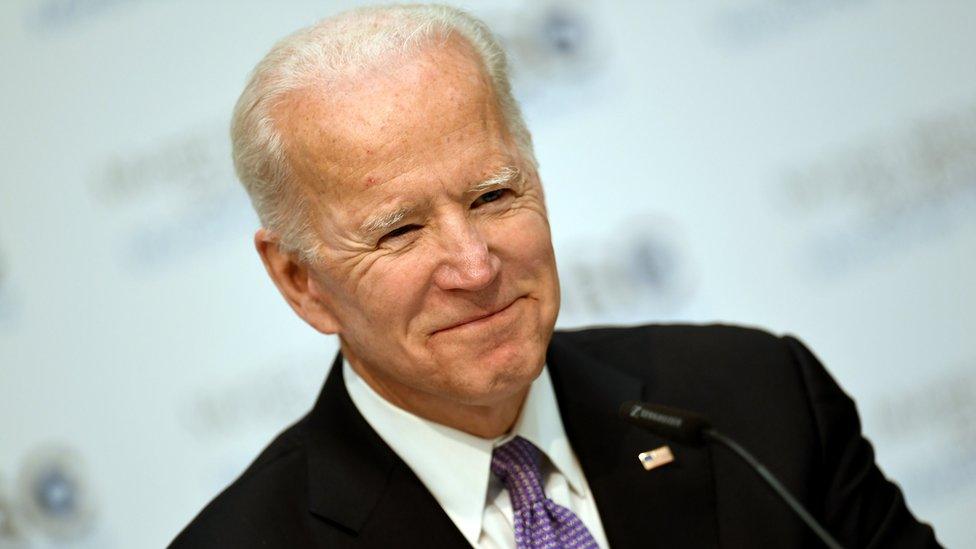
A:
[[472, 189, 510, 208], [380, 224, 421, 243]]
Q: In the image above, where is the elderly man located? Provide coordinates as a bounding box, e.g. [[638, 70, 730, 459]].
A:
[[172, 5, 938, 548]]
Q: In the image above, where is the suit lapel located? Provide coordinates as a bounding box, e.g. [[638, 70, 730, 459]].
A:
[[547, 331, 720, 548], [303, 353, 470, 548], [303, 333, 720, 548]]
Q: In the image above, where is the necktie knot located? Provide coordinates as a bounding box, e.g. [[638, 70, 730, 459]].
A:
[[490, 436, 600, 548], [491, 436, 546, 509]]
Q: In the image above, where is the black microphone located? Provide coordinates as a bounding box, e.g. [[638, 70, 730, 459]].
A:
[[619, 401, 844, 549], [619, 401, 711, 445]]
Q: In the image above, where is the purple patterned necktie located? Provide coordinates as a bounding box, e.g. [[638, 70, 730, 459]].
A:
[[491, 436, 600, 549]]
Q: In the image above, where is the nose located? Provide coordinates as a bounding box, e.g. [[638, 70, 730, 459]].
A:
[[432, 218, 501, 291]]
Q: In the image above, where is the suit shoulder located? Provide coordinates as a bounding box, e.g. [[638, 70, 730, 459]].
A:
[[553, 323, 814, 416], [554, 323, 790, 368], [169, 418, 314, 547], [554, 322, 780, 343]]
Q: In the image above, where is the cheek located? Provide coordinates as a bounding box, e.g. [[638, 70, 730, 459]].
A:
[[495, 213, 555, 268], [492, 214, 560, 319], [357, 254, 435, 326]]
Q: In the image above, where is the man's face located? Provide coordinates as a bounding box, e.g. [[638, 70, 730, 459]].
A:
[[279, 42, 560, 409]]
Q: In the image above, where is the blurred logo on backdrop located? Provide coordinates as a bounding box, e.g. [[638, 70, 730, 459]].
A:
[[872, 360, 976, 504], [557, 217, 697, 325], [0, 243, 16, 326], [0, 445, 97, 545], [776, 99, 976, 277], [712, 0, 867, 48], [180, 354, 330, 441], [88, 124, 254, 272], [480, 0, 608, 110], [0, 478, 20, 543], [25, 0, 147, 31], [0, 247, 6, 314], [178, 352, 333, 487]]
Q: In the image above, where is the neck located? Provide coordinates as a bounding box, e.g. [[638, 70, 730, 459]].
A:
[[345, 357, 530, 439]]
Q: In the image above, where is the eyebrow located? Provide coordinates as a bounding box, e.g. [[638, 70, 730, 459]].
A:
[[359, 206, 412, 236], [358, 166, 523, 236], [469, 165, 521, 193]]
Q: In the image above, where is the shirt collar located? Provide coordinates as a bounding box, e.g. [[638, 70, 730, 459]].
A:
[[343, 360, 584, 547], [507, 367, 587, 496]]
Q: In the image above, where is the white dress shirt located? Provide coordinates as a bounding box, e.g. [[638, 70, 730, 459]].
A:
[[343, 361, 610, 548]]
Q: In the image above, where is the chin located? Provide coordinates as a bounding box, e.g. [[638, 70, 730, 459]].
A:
[[444, 339, 547, 406]]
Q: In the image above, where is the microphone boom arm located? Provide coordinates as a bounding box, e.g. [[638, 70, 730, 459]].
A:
[[704, 428, 844, 549], [619, 401, 844, 548]]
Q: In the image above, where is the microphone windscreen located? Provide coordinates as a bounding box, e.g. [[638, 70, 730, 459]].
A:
[[618, 401, 712, 445]]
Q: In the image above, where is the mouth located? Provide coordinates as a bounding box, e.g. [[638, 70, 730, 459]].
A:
[[431, 297, 522, 335]]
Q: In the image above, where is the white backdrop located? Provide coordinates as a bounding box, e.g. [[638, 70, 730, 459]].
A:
[[1, 1, 974, 547]]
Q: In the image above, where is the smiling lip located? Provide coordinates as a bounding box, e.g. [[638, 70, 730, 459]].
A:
[[432, 298, 521, 335]]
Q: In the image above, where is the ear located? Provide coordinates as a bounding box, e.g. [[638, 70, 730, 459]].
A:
[[254, 228, 340, 334]]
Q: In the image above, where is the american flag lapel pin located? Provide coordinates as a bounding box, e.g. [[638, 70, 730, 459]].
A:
[[638, 445, 674, 471]]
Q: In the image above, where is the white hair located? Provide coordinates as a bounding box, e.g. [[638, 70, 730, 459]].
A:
[[231, 3, 536, 261]]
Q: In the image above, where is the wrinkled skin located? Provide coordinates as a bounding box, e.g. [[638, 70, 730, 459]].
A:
[[258, 39, 560, 437]]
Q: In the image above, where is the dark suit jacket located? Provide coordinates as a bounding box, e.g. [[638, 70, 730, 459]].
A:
[[171, 324, 940, 548]]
